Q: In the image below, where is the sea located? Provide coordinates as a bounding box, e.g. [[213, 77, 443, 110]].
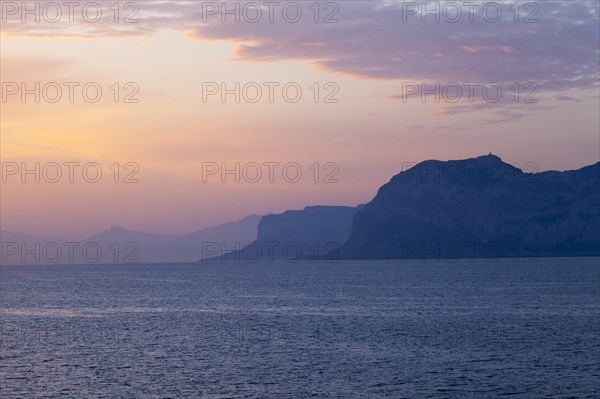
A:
[[1, 258, 599, 398]]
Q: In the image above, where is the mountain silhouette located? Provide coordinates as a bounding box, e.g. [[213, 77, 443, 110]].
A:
[[1, 215, 261, 265], [334, 154, 600, 260], [207, 205, 361, 262]]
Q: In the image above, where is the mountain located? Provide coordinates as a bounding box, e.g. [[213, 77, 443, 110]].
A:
[[1, 214, 261, 265], [335, 154, 600, 260], [210, 205, 361, 262], [5, 154, 598, 264], [87, 214, 261, 263], [0, 231, 61, 263]]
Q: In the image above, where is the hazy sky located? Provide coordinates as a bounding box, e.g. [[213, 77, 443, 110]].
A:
[[1, 0, 599, 239]]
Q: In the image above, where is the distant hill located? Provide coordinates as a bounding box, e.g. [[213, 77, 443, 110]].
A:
[[0, 215, 261, 265], [5, 155, 598, 265], [209, 206, 361, 262], [334, 154, 600, 260]]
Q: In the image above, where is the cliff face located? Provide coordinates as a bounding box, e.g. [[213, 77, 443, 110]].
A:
[[214, 206, 361, 262], [336, 155, 600, 260], [257, 206, 361, 257]]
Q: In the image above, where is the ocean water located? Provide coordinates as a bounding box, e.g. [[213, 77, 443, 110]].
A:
[[1, 258, 599, 398]]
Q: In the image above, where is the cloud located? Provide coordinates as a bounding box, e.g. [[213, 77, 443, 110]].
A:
[[556, 94, 583, 102], [185, 1, 599, 92], [3, 1, 598, 96]]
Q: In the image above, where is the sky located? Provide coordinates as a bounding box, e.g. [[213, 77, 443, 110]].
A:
[[0, 0, 599, 239]]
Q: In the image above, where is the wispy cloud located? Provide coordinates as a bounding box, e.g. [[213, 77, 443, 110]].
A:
[[3, 1, 598, 96]]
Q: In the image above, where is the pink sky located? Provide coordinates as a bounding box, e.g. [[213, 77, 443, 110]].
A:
[[1, 1, 599, 239]]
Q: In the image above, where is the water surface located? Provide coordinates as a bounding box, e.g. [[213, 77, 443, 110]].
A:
[[1, 258, 599, 398]]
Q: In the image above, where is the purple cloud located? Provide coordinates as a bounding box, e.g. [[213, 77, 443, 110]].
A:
[[3, 1, 598, 96], [185, 1, 599, 91]]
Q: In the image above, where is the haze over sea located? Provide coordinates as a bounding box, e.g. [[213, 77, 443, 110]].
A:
[[1, 258, 599, 398]]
